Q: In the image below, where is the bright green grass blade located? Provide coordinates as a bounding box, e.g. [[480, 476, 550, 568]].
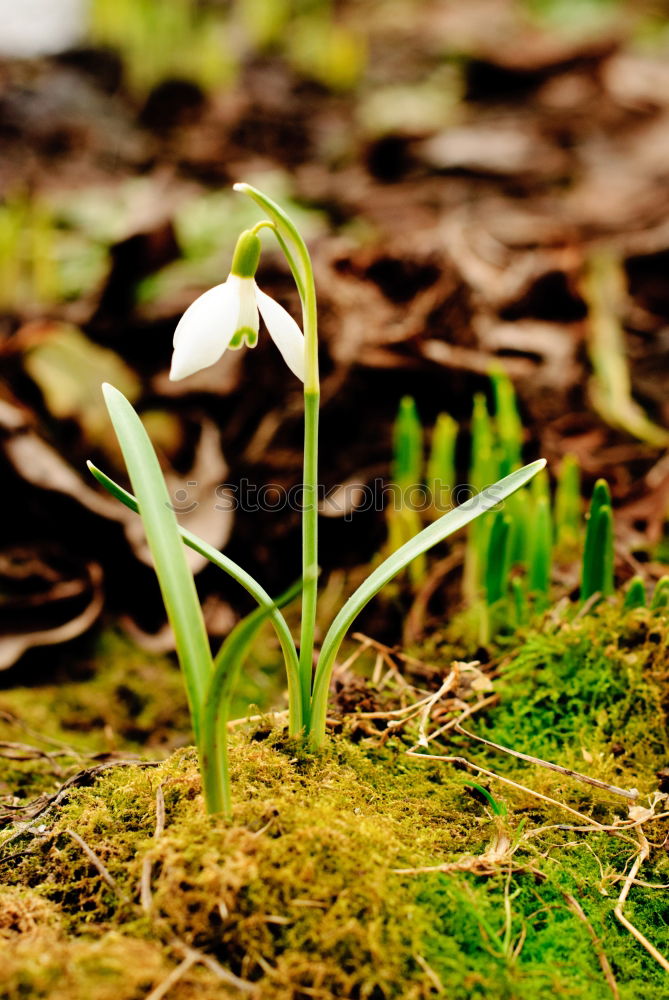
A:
[[623, 576, 647, 610], [529, 495, 552, 598], [580, 479, 613, 603], [485, 511, 511, 606], [555, 453, 581, 545], [651, 575, 669, 611], [100, 383, 212, 740], [201, 578, 303, 817], [464, 781, 507, 817], [392, 396, 423, 489], [427, 412, 457, 514], [87, 460, 303, 735], [310, 459, 547, 747]]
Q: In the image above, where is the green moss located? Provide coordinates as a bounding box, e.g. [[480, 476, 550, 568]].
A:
[[1, 602, 668, 998], [483, 603, 669, 788], [1, 630, 191, 749]]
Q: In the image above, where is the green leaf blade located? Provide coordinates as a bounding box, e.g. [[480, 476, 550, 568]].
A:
[[100, 383, 213, 739], [310, 458, 547, 747]]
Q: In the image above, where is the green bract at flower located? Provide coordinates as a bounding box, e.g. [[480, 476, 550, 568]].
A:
[[169, 227, 305, 382]]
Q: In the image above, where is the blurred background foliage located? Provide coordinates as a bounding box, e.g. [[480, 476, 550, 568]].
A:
[[3, 0, 669, 716]]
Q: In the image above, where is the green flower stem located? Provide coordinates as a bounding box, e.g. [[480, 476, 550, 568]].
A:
[[234, 183, 321, 732], [297, 231, 320, 731], [300, 388, 320, 727]]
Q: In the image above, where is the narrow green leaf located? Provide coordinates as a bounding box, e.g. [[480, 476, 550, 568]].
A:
[[87, 460, 303, 735], [100, 383, 212, 739], [310, 459, 547, 747]]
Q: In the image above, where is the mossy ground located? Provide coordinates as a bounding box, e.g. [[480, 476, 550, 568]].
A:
[[0, 601, 668, 999]]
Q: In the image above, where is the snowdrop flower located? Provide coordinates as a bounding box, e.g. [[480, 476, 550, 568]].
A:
[[170, 228, 305, 382]]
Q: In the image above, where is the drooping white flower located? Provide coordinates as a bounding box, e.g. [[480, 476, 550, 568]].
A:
[[169, 229, 305, 383]]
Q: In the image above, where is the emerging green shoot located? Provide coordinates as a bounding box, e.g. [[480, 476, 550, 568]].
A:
[[392, 396, 423, 489], [528, 495, 552, 602], [623, 576, 647, 610], [426, 412, 457, 515], [580, 479, 614, 604], [485, 511, 512, 606], [650, 576, 669, 611], [388, 396, 426, 585], [555, 453, 581, 547], [490, 367, 523, 475]]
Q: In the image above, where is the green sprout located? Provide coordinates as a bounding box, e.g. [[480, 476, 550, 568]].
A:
[[90, 184, 546, 815], [580, 479, 615, 604], [623, 576, 647, 610], [650, 575, 669, 610], [426, 412, 457, 517], [387, 396, 426, 585], [554, 453, 581, 548]]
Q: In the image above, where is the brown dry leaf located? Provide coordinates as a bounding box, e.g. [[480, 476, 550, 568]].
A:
[[1, 398, 231, 576], [417, 121, 567, 178], [123, 418, 231, 573], [0, 550, 103, 669], [0, 398, 129, 524]]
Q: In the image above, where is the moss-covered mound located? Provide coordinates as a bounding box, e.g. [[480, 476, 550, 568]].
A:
[[0, 602, 668, 999]]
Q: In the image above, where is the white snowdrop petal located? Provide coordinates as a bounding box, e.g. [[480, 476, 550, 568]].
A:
[[170, 279, 239, 380], [237, 277, 259, 334], [255, 286, 305, 382]]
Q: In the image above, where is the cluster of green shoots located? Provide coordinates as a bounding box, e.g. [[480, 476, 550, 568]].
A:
[[87, 185, 544, 816], [89, 0, 364, 96], [390, 377, 668, 640]]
